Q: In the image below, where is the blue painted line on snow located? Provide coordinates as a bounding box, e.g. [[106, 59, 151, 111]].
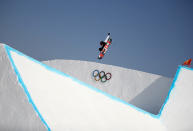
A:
[[181, 65, 193, 71], [4, 45, 51, 131], [157, 65, 193, 117], [157, 66, 182, 117]]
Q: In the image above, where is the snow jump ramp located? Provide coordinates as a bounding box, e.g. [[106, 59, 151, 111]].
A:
[[0, 43, 193, 131]]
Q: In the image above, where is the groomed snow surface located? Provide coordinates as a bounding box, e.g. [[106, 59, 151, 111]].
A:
[[43, 60, 172, 115], [0, 44, 193, 131]]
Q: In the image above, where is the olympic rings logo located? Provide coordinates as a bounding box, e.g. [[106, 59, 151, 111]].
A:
[[92, 70, 112, 83]]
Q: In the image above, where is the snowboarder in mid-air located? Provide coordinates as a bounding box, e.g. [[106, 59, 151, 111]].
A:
[[98, 33, 112, 59]]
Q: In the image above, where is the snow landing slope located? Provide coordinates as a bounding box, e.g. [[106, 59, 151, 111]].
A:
[[0, 43, 193, 131], [43, 60, 172, 115]]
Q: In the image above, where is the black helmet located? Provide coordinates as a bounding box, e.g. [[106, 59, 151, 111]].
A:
[[100, 41, 104, 45]]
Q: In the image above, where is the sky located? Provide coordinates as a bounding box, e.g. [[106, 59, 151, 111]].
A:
[[0, 0, 193, 77]]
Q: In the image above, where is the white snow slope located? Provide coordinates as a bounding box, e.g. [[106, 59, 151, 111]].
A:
[[1, 44, 193, 131], [43, 60, 172, 115]]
